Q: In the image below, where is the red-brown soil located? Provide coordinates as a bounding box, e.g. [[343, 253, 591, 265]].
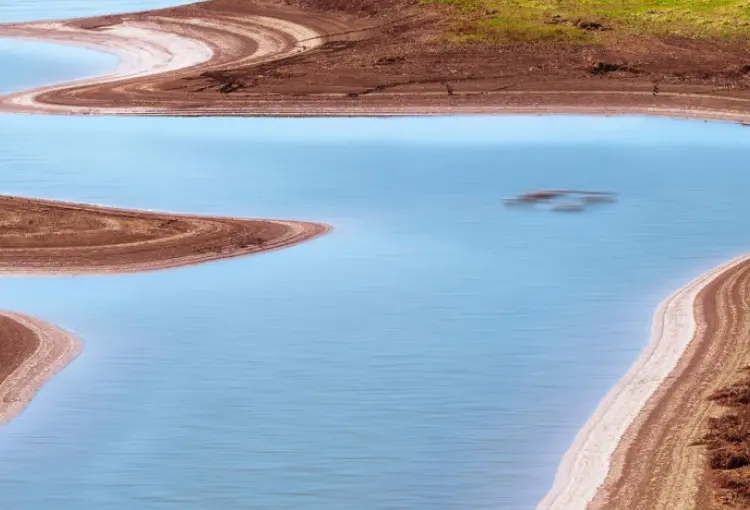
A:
[[589, 260, 750, 510], [698, 367, 750, 508], [0, 195, 329, 273], [0, 315, 39, 386], [3, 0, 750, 118]]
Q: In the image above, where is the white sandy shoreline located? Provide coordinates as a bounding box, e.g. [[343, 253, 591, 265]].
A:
[[0, 20, 214, 113], [535, 254, 750, 509], [0, 12, 325, 115]]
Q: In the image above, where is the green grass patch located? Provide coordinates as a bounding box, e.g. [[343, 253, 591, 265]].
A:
[[422, 0, 750, 42], [456, 15, 593, 42]]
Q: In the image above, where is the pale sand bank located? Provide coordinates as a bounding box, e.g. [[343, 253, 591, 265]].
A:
[[0, 21, 214, 112], [537, 254, 750, 509], [0, 12, 324, 114]]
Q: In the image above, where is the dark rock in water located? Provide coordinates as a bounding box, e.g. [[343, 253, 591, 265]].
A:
[[505, 189, 616, 211], [517, 190, 563, 201]]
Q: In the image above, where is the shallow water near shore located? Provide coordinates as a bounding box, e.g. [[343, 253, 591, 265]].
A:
[[0, 0, 191, 23], [0, 39, 116, 94], [4, 13, 750, 510]]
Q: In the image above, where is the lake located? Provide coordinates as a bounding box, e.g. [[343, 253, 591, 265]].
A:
[[2, 4, 750, 509]]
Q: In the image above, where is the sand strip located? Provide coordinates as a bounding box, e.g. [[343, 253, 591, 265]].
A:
[[536, 255, 750, 509]]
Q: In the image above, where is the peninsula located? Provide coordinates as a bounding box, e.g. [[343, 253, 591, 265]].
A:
[[1, 0, 750, 120], [0, 194, 329, 425]]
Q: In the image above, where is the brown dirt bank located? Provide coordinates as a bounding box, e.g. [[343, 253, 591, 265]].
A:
[[589, 259, 750, 510], [0, 195, 330, 274], [0, 314, 40, 387], [700, 367, 750, 508], [4, 0, 750, 118]]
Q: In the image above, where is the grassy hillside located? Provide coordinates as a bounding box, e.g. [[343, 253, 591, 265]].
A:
[[422, 0, 750, 42]]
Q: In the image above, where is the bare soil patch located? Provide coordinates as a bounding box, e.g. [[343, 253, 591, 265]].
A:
[[3, 0, 750, 117]]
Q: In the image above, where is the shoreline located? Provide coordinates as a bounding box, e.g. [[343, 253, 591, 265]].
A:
[[537, 255, 750, 509], [0, 2, 749, 121], [0, 312, 83, 426], [0, 194, 331, 425], [0, 4, 329, 115], [0, 194, 332, 275], [0, 20, 215, 113]]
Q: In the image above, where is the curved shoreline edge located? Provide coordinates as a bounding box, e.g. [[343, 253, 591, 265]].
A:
[[0, 312, 83, 426], [0, 3, 748, 121], [536, 254, 750, 509], [0, 6, 327, 115], [0, 21, 214, 113], [0, 195, 331, 425]]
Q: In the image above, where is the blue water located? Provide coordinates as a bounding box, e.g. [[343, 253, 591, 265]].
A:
[[0, 39, 116, 93], [0, 0, 190, 22], [3, 4, 750, 509]]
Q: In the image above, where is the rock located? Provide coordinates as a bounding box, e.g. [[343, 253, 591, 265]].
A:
[[374, 55, 405, 66], [575, 19, 606, 31]]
